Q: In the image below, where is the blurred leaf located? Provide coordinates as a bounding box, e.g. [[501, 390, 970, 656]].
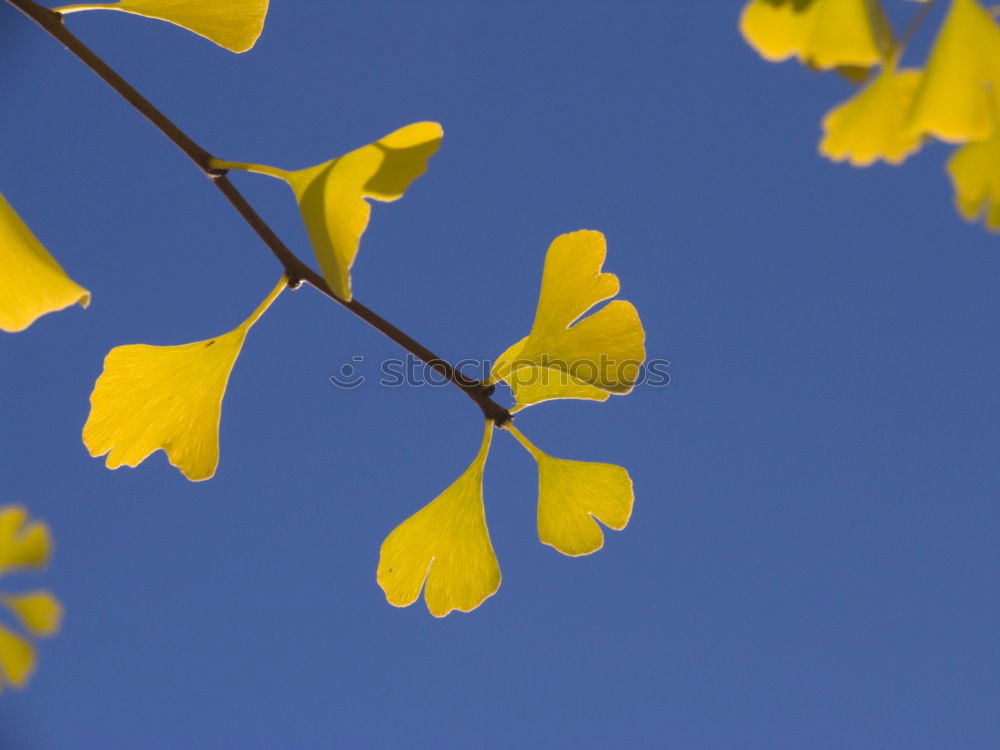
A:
[[0, 506, 51, 576], [0, 626, 34, 693], [907, 0, 1000, 142], [1, 592, 63, 638], [0, 506, 60, 694], [821, 65, 923, 166], [947, 129, 1000, 229], [739, 0, 892, 70]]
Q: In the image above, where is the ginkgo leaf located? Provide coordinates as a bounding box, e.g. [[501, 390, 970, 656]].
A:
[[493, 336, 612, 408], [907, 0, 1000, 143], [377, 421, 500, 617], [0, 193, 89, 333], [947, 130, 1000, 229], [820, 64, 923, 166], [83, 277, 285, 481], [212, 122, 443, 301], [0, 625, 35, 693], [490, 230, 645, 412], [57, 0, 269, 53], [506, 424, 633, 557], [739, 0, 892, 70], [0, 506, 51, 576], [1, 592, 63, 638]]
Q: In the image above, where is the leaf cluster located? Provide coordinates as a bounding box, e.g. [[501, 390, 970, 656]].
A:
[[1, 0, 649, 628], [741, 0, 1000, 229]]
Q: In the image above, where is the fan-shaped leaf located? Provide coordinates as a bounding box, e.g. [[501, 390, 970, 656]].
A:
[[507, 425, 633, 557], [491, 230, 645, 411], [377, 422, 500, 617], [83, 278, 285, 481]]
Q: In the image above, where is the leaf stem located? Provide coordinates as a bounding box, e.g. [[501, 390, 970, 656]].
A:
[[210, 160, 287, 181], [896, 0, 940, 59], [5, 0, 510, 425], [502, 422, 543, 460], [54, 4, 116, 13], [243, 276, 289, 330]]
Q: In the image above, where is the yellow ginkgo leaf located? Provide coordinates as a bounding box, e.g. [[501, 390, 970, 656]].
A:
[[907, 0, 1000, 143], [1, 592, 63, 638], [213, 122, 443, 301], [377, 422, 500, 617], [0, 193, 89, 333], [0, 625, 35, 693], [947, 130, 1000, 229], [493, 336, 612, 408], [490, 230, 645, 412], [83, 277, 285, 481], [820, 64, 923, 166], [506, 424, 633, 557], [0, 505, 51, 576], [57, 0, 269, 53], [739, 0, 892, 70]]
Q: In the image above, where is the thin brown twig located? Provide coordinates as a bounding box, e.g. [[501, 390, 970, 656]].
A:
[[5, 0, 510, 425]]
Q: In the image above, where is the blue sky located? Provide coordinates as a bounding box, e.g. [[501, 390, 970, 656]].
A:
[[2, 1, 999, 747]]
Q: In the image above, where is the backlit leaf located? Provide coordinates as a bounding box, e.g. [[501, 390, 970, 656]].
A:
[[213, 122, 442, 300], [0, 193, 89, 333], [507, 425, 633, 557], [57, 0, 269, 53], [491, 230, 645, 411], [83, 277, 285, 481], [377, 422, 500, 617]]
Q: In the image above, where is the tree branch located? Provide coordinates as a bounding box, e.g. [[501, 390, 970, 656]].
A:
[[6, 0, 510, 425]]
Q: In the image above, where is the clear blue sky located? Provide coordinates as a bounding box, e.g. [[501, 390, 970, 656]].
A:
[[2, 1, 999, 748]]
